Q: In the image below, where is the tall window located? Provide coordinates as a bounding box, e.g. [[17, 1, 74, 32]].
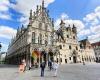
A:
[[60, 58, 62, 62], [66, 28, 68, 31], [80, 44, 83, 49], [38, 34, 42, 44], [40, 34, 42, 44], [45, 24, 48, 31], [69, 45, 71, 49], [32, 32, 35, 44], [67, 35, 69, 38], [76, 46, 78, 50], [59, 45, 62, 49], [38, 36, 39, 44], [73, 36, 75, 39], [69, 57, 71, 60], [39, 23, 42, 30]]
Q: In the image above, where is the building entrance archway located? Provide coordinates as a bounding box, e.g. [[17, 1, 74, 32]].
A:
[[73, 56, 77, 63], [72, 50, 77, 63]]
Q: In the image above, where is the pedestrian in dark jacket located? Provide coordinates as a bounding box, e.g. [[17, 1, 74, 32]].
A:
[[40, 61, 45, 77], [48, 61, 52, 71]]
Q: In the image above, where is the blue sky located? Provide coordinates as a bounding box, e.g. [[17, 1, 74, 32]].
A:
[[0, 0, 100, 52]]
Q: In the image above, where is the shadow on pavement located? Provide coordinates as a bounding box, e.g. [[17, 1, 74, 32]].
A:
[[32, 75, 58, 78]]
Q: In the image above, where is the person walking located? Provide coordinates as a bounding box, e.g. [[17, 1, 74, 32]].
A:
[[53, 61, 59, 77], [19, 63, 24, 73], [48, 60, 52, 71], [83, 60, 85, 65], [40, 61, 46, 77], [22, 59, 26, 72]]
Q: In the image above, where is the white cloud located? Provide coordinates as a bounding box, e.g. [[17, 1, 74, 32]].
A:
[[0, 0, 10, 11], [83, 13, 96, 22], [0, 0, 10, 5], [11, 0, 55, 16], [95, 6, 100, 19], [19, 16, 29, 26], [91, 18, 99, 26], [88, 33, 100, 43], [90, 25, 100, 34], [78, 29, 91, 36], [83, 6, 100, 26], [0, 13, 11, 20], [44, 0, 55, 7], [0, 26, 17, 39], [95, 6, 100, 12], [0, 0, 12, 20], [10, 0, 55, 26], [0, 43, 8, 52], [61, 13, 69, 20], [0, 4, 9, 12], [82, 6, 100, 43]]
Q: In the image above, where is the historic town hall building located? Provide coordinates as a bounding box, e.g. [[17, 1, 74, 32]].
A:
[[6, 1, 96, 65]]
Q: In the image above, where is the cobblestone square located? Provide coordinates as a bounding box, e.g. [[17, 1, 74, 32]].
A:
[[0, 63, 100, 80]]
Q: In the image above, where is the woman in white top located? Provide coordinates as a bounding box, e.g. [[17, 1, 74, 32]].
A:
[[53, 61, 59, 77]]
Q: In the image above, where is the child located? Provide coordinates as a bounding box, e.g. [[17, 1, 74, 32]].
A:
[[19, 63, 24, 73]]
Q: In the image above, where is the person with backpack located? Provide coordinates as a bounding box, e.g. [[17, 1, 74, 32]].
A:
[[40, 61, 46, 77]]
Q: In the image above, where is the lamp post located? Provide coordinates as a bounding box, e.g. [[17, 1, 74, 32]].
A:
[[0, 42, 2, 52]]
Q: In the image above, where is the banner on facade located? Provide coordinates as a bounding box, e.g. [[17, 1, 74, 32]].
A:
[[32, 50, 40, 59]]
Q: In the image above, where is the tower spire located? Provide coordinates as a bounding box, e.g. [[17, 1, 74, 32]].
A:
[[42, 0, 44, 8]]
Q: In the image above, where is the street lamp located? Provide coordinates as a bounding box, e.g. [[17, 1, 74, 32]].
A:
[[0, 42, 2, 52]]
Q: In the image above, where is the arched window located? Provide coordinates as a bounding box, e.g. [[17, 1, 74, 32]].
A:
[[73, 36, 75, 39], [59, 45, 62, 49], [76, 46, 78, 50], [80, 44, 83, 49]]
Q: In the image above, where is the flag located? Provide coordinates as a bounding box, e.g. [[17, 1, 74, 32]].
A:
[[32, 50, 40, 59]]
